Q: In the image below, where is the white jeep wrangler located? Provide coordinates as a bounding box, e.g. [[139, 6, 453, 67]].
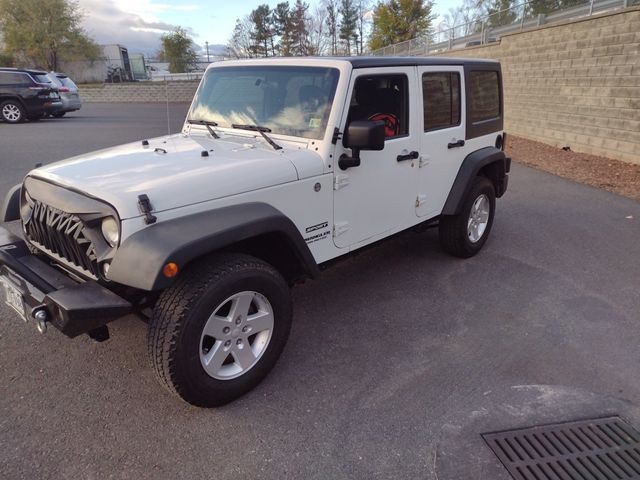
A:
[[1, 57, 510, 406]]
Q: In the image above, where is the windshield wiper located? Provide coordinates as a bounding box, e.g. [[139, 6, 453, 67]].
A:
[[231, 124, 282, 151], [187, 119, 220, 139]]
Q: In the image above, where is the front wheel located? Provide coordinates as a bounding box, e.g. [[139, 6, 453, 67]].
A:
[[148, 253, 292, 407], [439, 176, 496, 258]]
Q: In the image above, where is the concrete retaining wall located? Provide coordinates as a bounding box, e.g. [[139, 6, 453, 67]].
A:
[[432, 7, 640, 164], [80, 80, 199, 103]]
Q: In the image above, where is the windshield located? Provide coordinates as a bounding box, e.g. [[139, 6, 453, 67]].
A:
[[188, 66, 340, 140]]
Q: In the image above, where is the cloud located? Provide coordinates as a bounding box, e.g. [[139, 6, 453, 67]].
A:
[[77, 0, 200, 55]]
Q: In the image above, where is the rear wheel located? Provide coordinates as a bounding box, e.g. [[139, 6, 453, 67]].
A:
[[51, 112, 66, 118], [0, 100, 25, 123], [148, 253, 292, 407], [439, 176, 496, 258]]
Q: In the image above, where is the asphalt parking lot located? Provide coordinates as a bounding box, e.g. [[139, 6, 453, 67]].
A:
[[1, 104, 640, 479]]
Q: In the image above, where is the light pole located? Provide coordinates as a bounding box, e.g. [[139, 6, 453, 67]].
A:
[[205, 41, 210, 63]]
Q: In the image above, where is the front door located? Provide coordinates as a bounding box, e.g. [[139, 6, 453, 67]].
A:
[[415, 66, 468, 218], [333, 67, 420, 249]]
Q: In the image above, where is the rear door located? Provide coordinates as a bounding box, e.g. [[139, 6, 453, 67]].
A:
[[415, 66, 468, 218]]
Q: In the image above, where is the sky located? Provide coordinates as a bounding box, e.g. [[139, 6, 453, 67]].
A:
[[78, 0, 459, 56]]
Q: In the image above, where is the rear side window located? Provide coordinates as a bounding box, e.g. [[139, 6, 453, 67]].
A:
[[468, 71, 500, 123], [0, 72, 28, 84], [32, 73, 52, 84], [422, 72, 460, 132]]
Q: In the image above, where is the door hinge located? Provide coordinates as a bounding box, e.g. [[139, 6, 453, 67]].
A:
[[419, 155, 430, 168], [416, 194, 427, 208], [334, 174, 350, 190], [333, 221, 350, 237]]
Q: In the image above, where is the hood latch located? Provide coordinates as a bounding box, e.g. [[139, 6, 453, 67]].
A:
[[137, 194, 157, 225]]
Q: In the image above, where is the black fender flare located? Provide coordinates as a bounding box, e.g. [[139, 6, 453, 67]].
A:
[[1, 184, 21, 222], [108, 202, 320, 291], [442, 147, 509, 216]]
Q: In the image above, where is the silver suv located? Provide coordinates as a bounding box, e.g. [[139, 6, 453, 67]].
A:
[[46, 72, 81, 117]]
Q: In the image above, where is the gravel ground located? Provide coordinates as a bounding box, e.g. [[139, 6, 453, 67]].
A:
[[506, 135, 640, 201]]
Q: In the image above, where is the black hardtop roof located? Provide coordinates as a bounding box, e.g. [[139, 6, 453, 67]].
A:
[[221, 56, 500, 68], [0, 67, 49, 75], [342, 56, 499, 68]]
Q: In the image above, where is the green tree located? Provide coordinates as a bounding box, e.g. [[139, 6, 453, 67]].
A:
[[0, 0, 99, 71], [325, 0, 340, 55], [291, 0, 310, 55], [339, 0, 358, 55], [0, 52, 14, 66], [274, 2, 294, 56], [249, 4, 273, 57], [483, 0, 516, 27], [368, 0, 435, 51], [159, 27, 198, 73], [527, 0, 583, 15]]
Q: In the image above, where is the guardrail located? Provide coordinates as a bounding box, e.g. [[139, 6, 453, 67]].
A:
[[370, 0, 638, 56], [148, 72, 204, 82]]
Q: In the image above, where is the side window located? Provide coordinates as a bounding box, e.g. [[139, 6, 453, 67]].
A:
[[347, 74, 409, 139], [0, 72, 26, 84], [468, 71, 500, 123], [422, 72, 460, 132]]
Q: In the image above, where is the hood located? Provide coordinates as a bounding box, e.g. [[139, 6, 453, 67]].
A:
[[30, 133, 323, 219]]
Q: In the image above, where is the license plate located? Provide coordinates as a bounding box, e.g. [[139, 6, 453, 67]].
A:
[[1, 278, 27, 322], [49, 92, 59, 99]]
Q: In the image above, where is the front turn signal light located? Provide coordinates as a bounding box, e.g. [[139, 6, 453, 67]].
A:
[[163, 262, 179, 278]]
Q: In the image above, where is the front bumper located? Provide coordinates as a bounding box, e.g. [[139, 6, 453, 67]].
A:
[[0, 225, 131, 337]]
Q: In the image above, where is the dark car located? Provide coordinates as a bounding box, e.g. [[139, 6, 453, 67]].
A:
[[0, 67, 62, 123]]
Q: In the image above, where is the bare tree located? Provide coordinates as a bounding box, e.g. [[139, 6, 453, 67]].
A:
[[306, 4, 330, 55], [227, 16, 255, 58], [356, 0, 371, 55]]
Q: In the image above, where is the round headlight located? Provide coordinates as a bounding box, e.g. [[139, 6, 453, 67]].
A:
[[101, 216, 120, 247]]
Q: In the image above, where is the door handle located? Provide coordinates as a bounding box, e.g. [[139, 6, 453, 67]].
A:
[[447, 139, 465, 149], [397, 150, 419, 162]]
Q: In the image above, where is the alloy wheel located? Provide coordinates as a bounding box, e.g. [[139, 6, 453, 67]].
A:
[[467, 194, 490, 243], [199, 291, 274, 380]]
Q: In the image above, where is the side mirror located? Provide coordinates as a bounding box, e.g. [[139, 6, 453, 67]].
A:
[[339, 120, 386, 170]]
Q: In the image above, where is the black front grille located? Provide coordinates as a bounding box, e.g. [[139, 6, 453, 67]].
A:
[[25, 201, 99, 278]]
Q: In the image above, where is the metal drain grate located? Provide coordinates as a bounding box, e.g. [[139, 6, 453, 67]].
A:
[[483, 416, 640, 480]]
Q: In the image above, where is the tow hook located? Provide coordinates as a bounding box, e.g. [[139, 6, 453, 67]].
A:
[[88, 325, 110, 342], [32, 308, 48, 334]]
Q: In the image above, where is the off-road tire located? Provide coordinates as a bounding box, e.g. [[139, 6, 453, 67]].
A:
[[439, 176, 496, 258], [148, 253, 292, 407], [0, 100, 25, 123]]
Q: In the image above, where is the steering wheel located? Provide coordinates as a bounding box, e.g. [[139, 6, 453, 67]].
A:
[[368, 113, 400, 138]]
